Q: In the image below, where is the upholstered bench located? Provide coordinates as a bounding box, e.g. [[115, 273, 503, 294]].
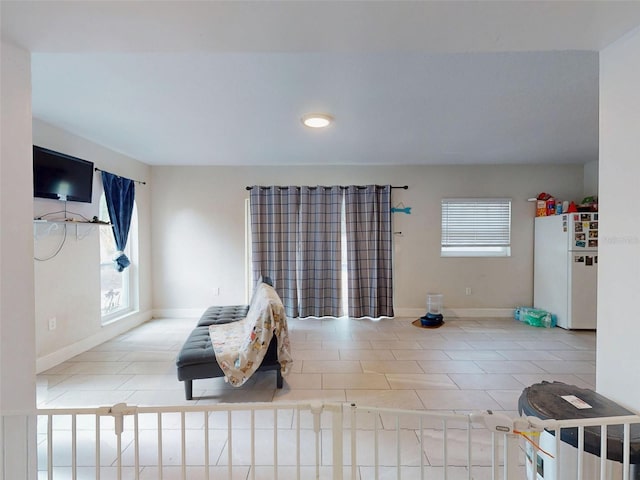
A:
[[197, 305, 249, 327], [176, 304, 283, 400]]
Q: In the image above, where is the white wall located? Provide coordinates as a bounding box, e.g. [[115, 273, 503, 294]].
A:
[[583, 160, 599, 197], [151, 164, 584, 317], [1, 40, 37, 480], [32, 119, 153, 372], [597, 26, 640, 411]]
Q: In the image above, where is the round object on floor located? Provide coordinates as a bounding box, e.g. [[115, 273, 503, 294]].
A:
[[412, 316, 444, 329], [422, 313, 444, 327]]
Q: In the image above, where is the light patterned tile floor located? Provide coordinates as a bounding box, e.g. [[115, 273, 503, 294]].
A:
[[36, 315, 597, 477], [37, 315, 597, 409]]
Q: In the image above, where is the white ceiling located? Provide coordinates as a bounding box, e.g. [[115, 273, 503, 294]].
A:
[[3, 1, 640, 166]]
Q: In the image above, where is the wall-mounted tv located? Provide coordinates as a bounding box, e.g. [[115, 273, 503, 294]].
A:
[[33, 146, 94, 203]]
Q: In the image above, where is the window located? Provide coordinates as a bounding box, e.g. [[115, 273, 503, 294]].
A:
[[99, 194, 138, 321], [441, 198, 511, 257]]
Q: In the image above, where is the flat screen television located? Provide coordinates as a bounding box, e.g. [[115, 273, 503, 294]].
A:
[[33, 145, 94, 203]]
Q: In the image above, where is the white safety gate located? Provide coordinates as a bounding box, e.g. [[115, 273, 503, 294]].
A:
[[36, 402, 640, 479]]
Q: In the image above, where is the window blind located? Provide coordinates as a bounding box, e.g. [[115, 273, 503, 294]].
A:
[[441, 198, 511, 248]]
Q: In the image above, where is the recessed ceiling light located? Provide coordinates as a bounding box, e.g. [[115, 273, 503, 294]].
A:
[[301, 113, 333, 128]]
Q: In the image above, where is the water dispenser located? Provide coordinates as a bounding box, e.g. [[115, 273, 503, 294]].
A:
[[421, 293, 444, 327]]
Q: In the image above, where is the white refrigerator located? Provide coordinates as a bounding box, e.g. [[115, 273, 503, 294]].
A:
[[534, 213, 598, 330]]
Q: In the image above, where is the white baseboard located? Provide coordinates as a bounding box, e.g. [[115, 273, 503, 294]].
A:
[[153, 307, 514, 320], [36, 309, 152, 373], [152, 307, 516, 319], [395, 307, 514, 318], [445, 308, 515, 318], [151, 308, 203, 319], [395, 308, 429, 318]]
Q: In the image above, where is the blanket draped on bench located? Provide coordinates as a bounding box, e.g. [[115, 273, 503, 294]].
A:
[[209, 283, 292, 386]]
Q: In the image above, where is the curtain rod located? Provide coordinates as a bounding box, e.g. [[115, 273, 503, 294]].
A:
[[95, 167, 147, 185], [245, 185, 408, 191]]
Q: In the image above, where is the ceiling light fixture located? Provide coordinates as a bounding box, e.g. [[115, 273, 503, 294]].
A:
[[301, 113, 333, 128]]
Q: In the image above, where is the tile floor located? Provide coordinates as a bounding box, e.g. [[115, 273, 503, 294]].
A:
[[36, 315, 596, 479], [37, 315, 596, 411]]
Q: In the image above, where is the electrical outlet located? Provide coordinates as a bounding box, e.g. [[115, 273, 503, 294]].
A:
[[48, 317, 57, 330], [465, 287, 472, 296]]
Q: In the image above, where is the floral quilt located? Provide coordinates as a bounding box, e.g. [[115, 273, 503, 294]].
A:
[[208, 283, 292, 387]]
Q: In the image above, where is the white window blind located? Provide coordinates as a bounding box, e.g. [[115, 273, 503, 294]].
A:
[[441, 198, 511, 257]]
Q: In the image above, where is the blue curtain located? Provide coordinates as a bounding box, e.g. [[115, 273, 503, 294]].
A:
[[101, 172, 135, 272]]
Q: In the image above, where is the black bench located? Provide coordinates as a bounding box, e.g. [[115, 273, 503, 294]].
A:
[[176, 305, 283, 400]]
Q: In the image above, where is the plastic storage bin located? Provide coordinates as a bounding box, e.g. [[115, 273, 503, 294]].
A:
[[519, 381, 640, 480]]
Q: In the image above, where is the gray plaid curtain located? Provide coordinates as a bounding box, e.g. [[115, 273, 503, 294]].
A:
[[345, 185, 394, 318], [250, 186, 301, 317], [297, 186, 343, 317]]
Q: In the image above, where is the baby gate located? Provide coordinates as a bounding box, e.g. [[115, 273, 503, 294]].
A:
[[36, 401, 640, 479]]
